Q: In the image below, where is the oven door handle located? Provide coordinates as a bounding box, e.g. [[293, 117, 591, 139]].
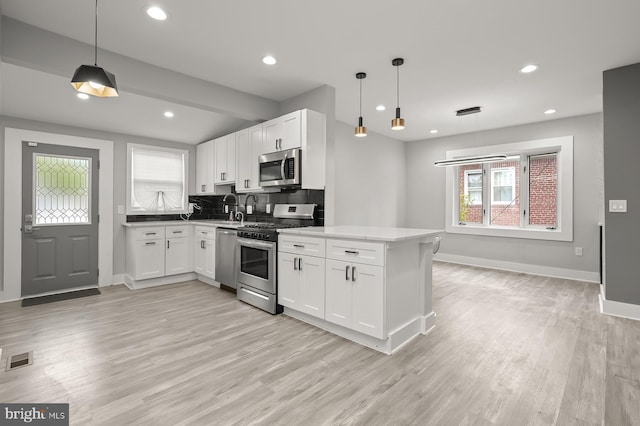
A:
[[237, 238, 274, 249]]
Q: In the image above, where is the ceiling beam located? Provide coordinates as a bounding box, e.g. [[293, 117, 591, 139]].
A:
[[1, 16, 279, 122]]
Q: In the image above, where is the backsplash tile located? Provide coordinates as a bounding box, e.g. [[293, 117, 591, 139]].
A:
[[128, 189, 324, 226]]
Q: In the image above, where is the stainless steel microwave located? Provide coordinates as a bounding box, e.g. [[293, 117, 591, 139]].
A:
[[259, 148, 301, 187]]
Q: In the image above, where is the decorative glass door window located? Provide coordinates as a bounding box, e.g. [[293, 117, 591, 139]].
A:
[[33, 154, 91, 225]]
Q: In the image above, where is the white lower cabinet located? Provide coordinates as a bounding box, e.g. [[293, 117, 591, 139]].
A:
[[132, 238, 165, 280], [193, 227, 216, 279], [278, 252, 325, 318], [325, 259, 384, 339], [165, 236, 192, 276], [126, 225, 193, 286]]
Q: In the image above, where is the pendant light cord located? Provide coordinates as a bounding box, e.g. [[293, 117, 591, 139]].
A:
[[396, 66, 400, 108], [94, 0, 98, 66], [359, 78, 363, 116]]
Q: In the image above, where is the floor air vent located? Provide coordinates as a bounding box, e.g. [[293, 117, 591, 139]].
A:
[[6, 351, 33, 371]]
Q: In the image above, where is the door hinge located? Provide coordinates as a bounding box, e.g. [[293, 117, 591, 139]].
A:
[[97, 269, 100, 277], [97, 214, 100, 223]]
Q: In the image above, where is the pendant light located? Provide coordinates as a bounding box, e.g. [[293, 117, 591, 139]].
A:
[[391, 58, 405, 130], [355, 72, 367, 137], [70, 0, 119, 97]]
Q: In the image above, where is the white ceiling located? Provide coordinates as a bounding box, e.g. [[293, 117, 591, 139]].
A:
[[2, 0, 640, 143]]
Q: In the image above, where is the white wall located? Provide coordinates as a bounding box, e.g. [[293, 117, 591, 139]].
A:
[[333, 121, 406, 227], [405, 113, 602, 280]]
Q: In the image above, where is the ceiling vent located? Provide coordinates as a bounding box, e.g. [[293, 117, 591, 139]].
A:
[[456, 106, 482, 116]]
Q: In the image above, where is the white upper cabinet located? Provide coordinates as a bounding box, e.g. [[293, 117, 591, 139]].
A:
[[262, 110, 302, 154], [195, 140, 216, 195], [236, 125, 263, 192], [214, 133, 236, 184]]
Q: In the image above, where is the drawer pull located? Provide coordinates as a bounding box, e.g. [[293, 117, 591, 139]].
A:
[[293, 244, 305, 248], [345, 250, 359, 255], [145, 242, 156, 246], [145, 232, 156, 236], [172, 231, 183, 234]]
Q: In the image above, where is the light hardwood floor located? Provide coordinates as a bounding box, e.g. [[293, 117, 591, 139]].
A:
[[1, 262, 639, 425]]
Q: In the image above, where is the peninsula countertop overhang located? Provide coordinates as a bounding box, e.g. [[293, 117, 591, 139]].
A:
[[277, 225, 444, 242]]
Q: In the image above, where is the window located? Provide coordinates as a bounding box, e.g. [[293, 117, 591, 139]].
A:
[[491, 167, 515, 204], [126, 144, 188, 214], [445, 136, 572, 241]]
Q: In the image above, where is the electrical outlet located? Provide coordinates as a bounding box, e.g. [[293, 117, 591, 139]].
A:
[[224, 205, 229, 214], [117, 205, 125, 214], [266, 204, 271, 214], [575, 247, 583, 256], [609, 200, 627, 212], [247, 205, 253, 215]]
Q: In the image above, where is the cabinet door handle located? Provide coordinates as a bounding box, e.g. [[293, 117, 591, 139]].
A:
[[345, 265, 350, 281], [201, 184, 206, 192], [201, 240, 204, 249], [293, 257, 298, 271], [298, 258, 302, 271], [275, 139, 278, 150], [351, 266, 356, 282], [167, 240, 170, 249], [293, 244, 305, 249], [345, 250, 359, 255], [145, 242, 156, 246]]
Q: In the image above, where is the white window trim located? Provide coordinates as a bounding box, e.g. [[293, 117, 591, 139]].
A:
[[445, 136, 573, 242], [126, 143, 189, 215], [463, 169, 482, 205], [490, 167, 516, 205]]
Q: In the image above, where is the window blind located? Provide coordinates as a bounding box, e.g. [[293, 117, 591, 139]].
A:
[[130, 147, 186, 213]]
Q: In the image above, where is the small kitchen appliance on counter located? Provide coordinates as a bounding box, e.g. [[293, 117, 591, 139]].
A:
[[235, 204, 316, 314]]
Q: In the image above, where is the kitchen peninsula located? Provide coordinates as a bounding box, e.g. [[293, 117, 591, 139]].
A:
[[277, 225, 444, 354]]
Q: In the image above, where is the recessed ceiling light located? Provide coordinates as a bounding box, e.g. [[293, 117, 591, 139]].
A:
[[77, 93, 90, 100], [544, 109, 556, 115], [164, 111, 174, 118], [146, 6, 167, 21], [520, 64, 538, 74], [430, 129, 438, 134], [376, 105, 386, 111], [262, 56, 277, 65]]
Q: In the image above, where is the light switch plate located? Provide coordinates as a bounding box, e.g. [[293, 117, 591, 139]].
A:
[[609, 200, 627, 213], [117, 205, 125, 214]]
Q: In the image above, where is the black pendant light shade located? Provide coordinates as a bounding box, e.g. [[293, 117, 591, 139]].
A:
[[71, 65, 118, 97], [355, 72, 367, 137], [70, 0, 119, 97], [391, 58, 405, 130]]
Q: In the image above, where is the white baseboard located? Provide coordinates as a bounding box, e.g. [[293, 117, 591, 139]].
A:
[[434, 253, 600, 283], [194, 274, 220, 288], [111, 274, 125, 286], [599, 285, 640, 321], [124, 273, 197, 290]]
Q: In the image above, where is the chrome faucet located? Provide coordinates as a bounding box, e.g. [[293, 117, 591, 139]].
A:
[[245, 193, 257, 214], [222, 193, 238, 219]]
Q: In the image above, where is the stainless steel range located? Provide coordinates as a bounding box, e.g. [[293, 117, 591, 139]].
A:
[[236, 204, 316, 314]]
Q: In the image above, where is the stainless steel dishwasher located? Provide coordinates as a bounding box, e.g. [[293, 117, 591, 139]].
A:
[[215, 227, 237, 289]]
